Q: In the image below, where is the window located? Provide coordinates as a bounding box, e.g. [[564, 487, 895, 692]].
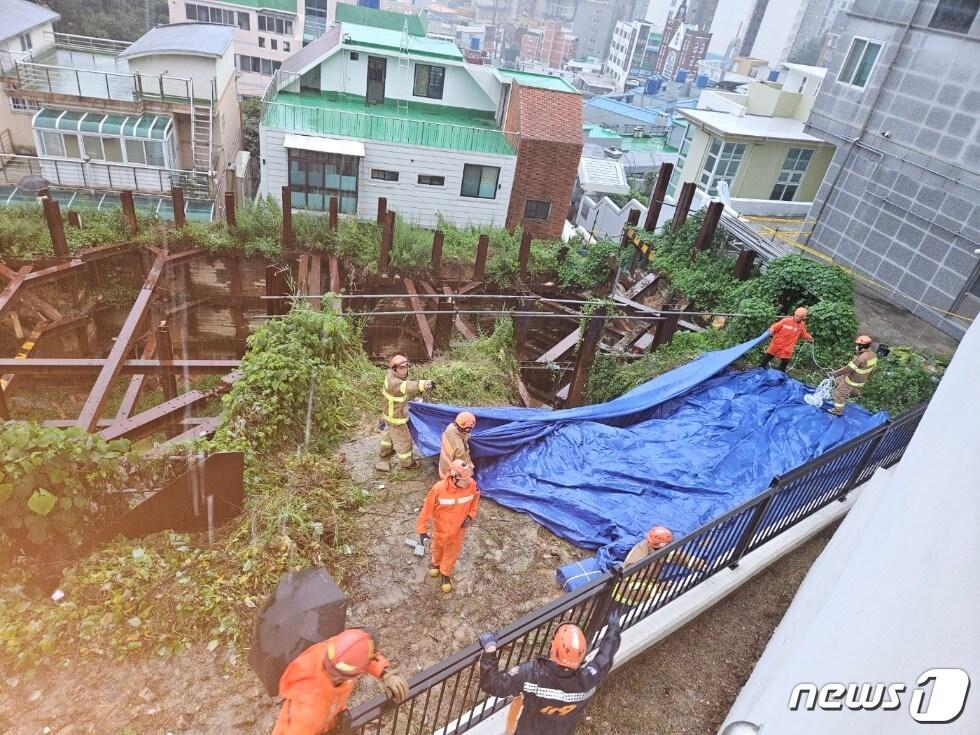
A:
[[9, 97, 41, 113], [418, 174, 445, 186], [371, 169, 399, 181], [186, 3, 249, 30], [929, 0, 979, 33], [838, 37, 882, 88], [81, 135, 104, 161], [284, 41, 290, 52], [103, 138, 123, 162], [289, 148, 360, 213], [125, 139, 146, 165], [523, 199, 551, 219], [259, 37, 266, 48], [461, 164, 499, 198], [770, 147, 813, 201], [258, 13, 293, 35], [413, 64, 446, 99], [271, 39, 278, 50], [236, 55, 281, 75], [39, 131, 64, 157], [698, 139, 745, 196], [18, 33, 32, 51]]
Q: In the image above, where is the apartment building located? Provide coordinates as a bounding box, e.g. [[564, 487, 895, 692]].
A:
[[258, 6, 583, 238]]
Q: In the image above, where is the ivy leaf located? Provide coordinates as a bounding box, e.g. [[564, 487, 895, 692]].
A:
[[0, 482, 13, 504], [27, 489, 57, 516]]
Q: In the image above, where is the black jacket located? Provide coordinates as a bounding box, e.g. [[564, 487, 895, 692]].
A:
[[479, 620, 621, 735]]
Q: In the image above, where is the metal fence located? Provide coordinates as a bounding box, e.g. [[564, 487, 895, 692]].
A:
[[341, 403, 927, 735]]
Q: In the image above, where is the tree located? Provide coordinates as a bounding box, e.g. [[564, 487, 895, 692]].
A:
[[40, 0, 168, 42]]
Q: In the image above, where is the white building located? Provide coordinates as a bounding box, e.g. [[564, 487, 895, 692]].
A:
[[604, 20, 654, 92]]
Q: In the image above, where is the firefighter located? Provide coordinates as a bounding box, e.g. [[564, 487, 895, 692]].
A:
[[478, 608, 622, 735], [760, 307, 813, 372], [829, 335, 878, 416], [416, 459, 479, 593], [273, 628, 409, 735], [379, 354, 433, 470], [439, 411, 476, 478], [623, 526, 706, 572]]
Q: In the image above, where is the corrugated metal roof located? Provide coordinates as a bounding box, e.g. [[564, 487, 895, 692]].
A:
[[578, 157, 629, 195], [119, 23, 237, 60], [585, 96, 669, 125], [281, 23, 341, 74], [3, 0, 59, 42]]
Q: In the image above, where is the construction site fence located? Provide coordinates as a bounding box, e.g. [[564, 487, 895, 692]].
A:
[[340, 403, 927, 735]]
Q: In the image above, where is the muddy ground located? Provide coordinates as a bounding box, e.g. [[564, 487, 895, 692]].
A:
[[0, 434, 834, 734]]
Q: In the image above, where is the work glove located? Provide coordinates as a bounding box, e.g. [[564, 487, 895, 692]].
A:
[[478, 632, 498, 654], [419, 533, 430, 544], [423, 380, 435, 391], [609, 562, 625, 580], [462, 517, 473, 528], [378, 419, 386, 431], [607, 607, 622, 629], [382, 670, 410, 703]]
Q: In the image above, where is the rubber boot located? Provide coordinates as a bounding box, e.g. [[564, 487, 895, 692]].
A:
[[429, 566, 440, 578], [375, 459, 391, 473], [440, 575, 452, 593]]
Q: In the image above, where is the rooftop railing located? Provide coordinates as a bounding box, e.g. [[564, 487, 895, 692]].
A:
[[51, 32, 131, 55], [340, 404, 927, 734]]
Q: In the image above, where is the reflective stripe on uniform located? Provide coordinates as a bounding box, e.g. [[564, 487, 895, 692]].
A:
[[396, 450, 414, 460], [845, 377, 864, 388], [382, 379, 409, 423], [380, 439, 393, 447], [522, 682, 596, 703], [847, 360, 877, 375], [437, 495, 474, 505]]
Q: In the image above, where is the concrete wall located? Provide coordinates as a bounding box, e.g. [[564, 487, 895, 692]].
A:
[[128, 53, 223, 99], [733, 140, 834, 200], [260, 126, 516, 228], [748, 0, 807, 63], [803, 0, 980, 338]]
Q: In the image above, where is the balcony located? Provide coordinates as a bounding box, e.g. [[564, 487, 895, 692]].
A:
[[262, 72, 515, 156], [1, 33, 214, 106]]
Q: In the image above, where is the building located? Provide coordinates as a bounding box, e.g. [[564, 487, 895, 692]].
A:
[[603, 20, 655, 92], [783, 0, 851, 64], [169, 0, 428, 96], [259, 6, 583, 238], [0, 0, 60, 154], [654, 2, 712, 81], [518, 21, 577, 68], [801, 0, 980, 339], [739, 0, 808, 63], [0, 17, 243, 219], [667, 66, 835, 217], [573, 0, 641, 62]]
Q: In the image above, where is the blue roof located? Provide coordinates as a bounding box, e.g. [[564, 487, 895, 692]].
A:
[[585, 96, 669, 124]]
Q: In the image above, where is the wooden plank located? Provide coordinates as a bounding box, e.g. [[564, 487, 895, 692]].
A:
[[515, 377, 546, 409], [458, 282, 482, 295], [535, 327, 581, 364], [77, 253, 169, 432], [9, 312, 24, 340], [21, 292, 64, 322], [443, 286, 476, 340], [0, 263, 16, 279], [403, 278, 434, 359], [0, 266, 31, 322], [622, 271, 658, 300]]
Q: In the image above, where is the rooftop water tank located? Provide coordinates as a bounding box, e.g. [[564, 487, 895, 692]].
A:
[[696, 74, 709, 88], [645, 76, 662, 95], [675, 69, 688, 83], [767, 69, 779, 82]]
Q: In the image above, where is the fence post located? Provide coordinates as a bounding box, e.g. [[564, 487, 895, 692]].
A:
[[67, 210, 82, 229], [566, 306, 606, 408], [156, 323, 178, 401], [281, 186, 293, 251], [329, 196, 339, 232], [265, 264, 288, 317], [728, 485, 777, 569], [473, 234, 489, 281], [651, 312, 679, 350], [376, 196, 387, 225], [0, 384, 9, 421], [838, 429, 887, 502], [379, 210, 395, 273], [120, 190, 138, 236], [643, 161, 673, 232], [434, 295, 453, 350], [514, 298, 529, 360], [224, 191, 236, 227], [518, 229, 533, 281], [732, 249, 757, 280], [431, 230, 444, 280], [671, 182, 696, 230], [693, 201, 724, 253], [41, 197, 69, 257], [582, 576, 617, 645]]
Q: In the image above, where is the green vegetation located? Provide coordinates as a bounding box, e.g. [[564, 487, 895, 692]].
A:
[[421, 319, 518, 407], [43, 0, 168, 41]]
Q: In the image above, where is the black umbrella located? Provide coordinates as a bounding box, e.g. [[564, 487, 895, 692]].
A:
[[248, 567, 349, 697], [17, 175, 50, 193]]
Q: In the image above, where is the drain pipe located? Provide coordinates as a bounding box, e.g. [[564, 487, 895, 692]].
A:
[[805, 0, 924, 246]]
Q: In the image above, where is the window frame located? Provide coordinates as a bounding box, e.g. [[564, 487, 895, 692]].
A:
[[258, 13, 294, 36], [838, 36, 882, 89], [9, 96, 41, 113], [418, 174, 446, 186], [288, 147, 360, 214], [460, 164, 500, 199], [371, 169, 399, 181], [523, 199, 552, 220], [770, 147, 814, 202], [19, 33, 32, 52], [698, 138, 746, 197], [413, 63, 446, 100], [186, 2, 248, 29], [929, 0, 980, 33]]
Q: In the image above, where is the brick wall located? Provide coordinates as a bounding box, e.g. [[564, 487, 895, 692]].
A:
[[505, 83, 583, 239]]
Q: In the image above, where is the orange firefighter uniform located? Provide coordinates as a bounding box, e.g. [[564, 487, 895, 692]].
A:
[[416, 474, 480, 577], [272, 640, 389, 735], [380, 366, 431, 468], [765, 316, 812, 360], [439, 422, 473, 478]]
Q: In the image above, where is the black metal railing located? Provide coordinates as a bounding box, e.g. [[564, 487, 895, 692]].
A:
[[342, 404, 927, 735]]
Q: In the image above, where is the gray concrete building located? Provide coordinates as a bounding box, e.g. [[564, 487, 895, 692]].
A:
[[573, 0, 642, 60], [803, 0, 980, 340]]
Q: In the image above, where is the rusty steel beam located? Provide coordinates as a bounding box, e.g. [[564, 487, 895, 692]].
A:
[[114, 333, 158, 423], [225, 191, 236, 227], [0, 265, 32, 322], [172, 186, 186, 228], [99, 371, 239, 442], [0, 358, 240, 375], [518, 229, 533, 280], [693, 201, 724, 252], [473, 234, 489, 281], [156, 324, 178, 400], [672, 182, 697, 230], [77, 253, 169, 431], [403, 278, 434, 358], [431, 230, 444, 280], [643, 162, 674, 232], [565, 307, 607, 408], [282, 186, 293, 250], [17, 244, 129, 284], [443, 286, 477, 340], [41, 197, 69, 257], [328, 255, 340, 293], [147, 415, 223, 454]]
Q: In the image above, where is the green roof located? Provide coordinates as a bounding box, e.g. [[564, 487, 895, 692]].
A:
[[342, 23, 461, 61], [335, 4, 427, 36], [264, 91, 513, 155], [619, 135, 677, 153], [497, 69, 579, 94], [210, 0, 296, 12], [583, 124, 621, 139]]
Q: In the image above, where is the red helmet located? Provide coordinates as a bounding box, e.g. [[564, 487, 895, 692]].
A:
[[550, 623, 587, 669], [855, 335, 872, 346], [449, 459, 473, 484], [455, 411, 477, 430], [794, 307, 808, 319], [646, 526, 673, 550], [389, 354, 409, 369], [322, 628, 378, 680]]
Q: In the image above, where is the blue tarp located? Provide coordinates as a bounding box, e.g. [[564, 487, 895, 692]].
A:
[[410, 334, 887, 567]]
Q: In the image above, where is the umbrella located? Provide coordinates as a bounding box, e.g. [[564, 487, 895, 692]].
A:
[[17, 175, 50, 193], [248, 567, 349, 697]]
